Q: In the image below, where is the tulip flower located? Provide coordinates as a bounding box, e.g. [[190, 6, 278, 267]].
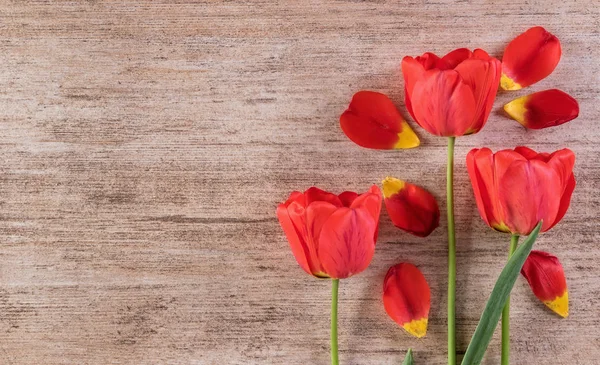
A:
[[466, 147, 575, 236], [277, 185, 382, 365], [504, 89, 579, 129], [501, 26, 561, 90], [467, 146, 575, 365], [340, 91, 420, 149], [401, 48, 501, 364], [401, 48, 502, 137], [383, 263, 431, 338], [521, 250, 569, 318], [382, 177, 440, 237]]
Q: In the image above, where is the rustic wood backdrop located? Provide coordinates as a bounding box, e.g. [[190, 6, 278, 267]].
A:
[[0, 1, 598, 364]]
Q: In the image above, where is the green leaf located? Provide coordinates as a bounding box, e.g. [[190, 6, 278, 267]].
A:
[[460, 221, 542, 365], [402, 348, 413, 365]]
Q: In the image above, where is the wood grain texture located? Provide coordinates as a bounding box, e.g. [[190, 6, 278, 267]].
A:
[[0, 1, 599, 364]]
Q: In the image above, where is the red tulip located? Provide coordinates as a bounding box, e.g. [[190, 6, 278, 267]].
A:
[[521, 250, 568, 317], [340, 91, 420, 149], [401, 48, 501, 136], [383, 263, 431, 338], [467, 147, 575, 235], [382, 177, 440, 237], [276, 185, 382, 279], [501, 26, 561, 90], [504, 89, 579, 129]]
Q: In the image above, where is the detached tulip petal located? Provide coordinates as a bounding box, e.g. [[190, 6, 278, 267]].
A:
[[382, 177, 440, 237], [504, 89, 579, 129], [501, 26, 561, 90], [383, 263, 431, 338], [340, 91, 420, 149], [521, 250, 568, 317]]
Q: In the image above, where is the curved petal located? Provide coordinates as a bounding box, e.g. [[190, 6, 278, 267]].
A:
[[317, 207, 377, 279], [467, 148, 496, 228], [504, 89, 579, 129], [287, 201, 325, 276], [349, 185, 382, 223], [497, 159, 562, 234], [411, 69, 477, 136], [401, 56, 427, 119], [304, 186, 343, 207], [501, 26, 561, 90], [338, 191, 359, 207], [546, 149, 576, 229], [521, 250, 568, 317], [340, 91, 420, 149], [454, 58, 502, 133], [441, 48, 473, 69], [277, 203, 312, 275], [383, 263, 431, 338], [382, 177, 439, 237]]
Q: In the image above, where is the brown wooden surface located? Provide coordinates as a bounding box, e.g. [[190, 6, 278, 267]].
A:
[[0, 1, 599, 364]]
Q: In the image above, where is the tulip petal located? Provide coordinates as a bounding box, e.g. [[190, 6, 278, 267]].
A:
[[498, 159, 562, 234], [340, 91, 420, 149], [318, 207, 377, 279], [411, 69, 477, 136], [501, 26, 561, 90], [305, 186, 343, 207], [504, 89, 579, 129], [441, 48, 472, 69], [455, 58, 502, 133], [521, 250, 569, 317], [277, 203, 312, 275], [287, 201, 327, 277], [382, 177, 439, 237], [383, 263, 431, 338]]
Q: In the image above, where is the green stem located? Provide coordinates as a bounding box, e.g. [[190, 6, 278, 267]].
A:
[[501, 234, 519, 365], [331, 279, 339, 365], [446, 136, 456, 365]]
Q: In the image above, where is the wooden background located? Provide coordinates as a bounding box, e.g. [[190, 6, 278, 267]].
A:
[[0, 1, 598, 364]]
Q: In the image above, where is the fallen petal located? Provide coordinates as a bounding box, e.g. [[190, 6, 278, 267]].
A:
[[501, 26, 561, 90], [382, 177, 440, 237], [504, 89, 579, 129], [383, 263, 431, 337], [521, 250, 569, 317], [340, 91, 420, 149]]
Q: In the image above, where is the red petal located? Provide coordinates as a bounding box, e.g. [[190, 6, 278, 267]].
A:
[[411, 69, 477, 136], [382, 177, 439, 237], [277, 203, 312, 275], [340, 91, 420, 149], [287, 201, 325, 276], [383, 263, 431, 338], [454, 58, 502, 133], [501, 26, 561, 90], [317, 207, 377, 279], [546, 149, 576, 229], [338, 191, 359, 207], [441, 48, 473, 69], [497, 159, 562, 234], [504, 89, 579, 129], [304, 187, 343, 207], [521, 250, 568, 317]]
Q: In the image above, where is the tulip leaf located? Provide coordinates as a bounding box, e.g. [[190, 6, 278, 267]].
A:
[[460, 221, 542, 365], [402, 348, 413, 365]]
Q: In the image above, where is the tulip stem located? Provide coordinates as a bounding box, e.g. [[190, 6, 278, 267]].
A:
[[446, 136, 456, 365], [331, 279, 339, 365], [501, 234, 519, 365]]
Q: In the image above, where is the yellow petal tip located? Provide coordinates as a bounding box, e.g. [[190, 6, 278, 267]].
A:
[[402, 318, 428, 338], [382, 177, 406, 199], [504, 96, 529, 126], [545, 291, 569, 318], [500, 73, 522, 91], [393, 121, 420, 149]]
